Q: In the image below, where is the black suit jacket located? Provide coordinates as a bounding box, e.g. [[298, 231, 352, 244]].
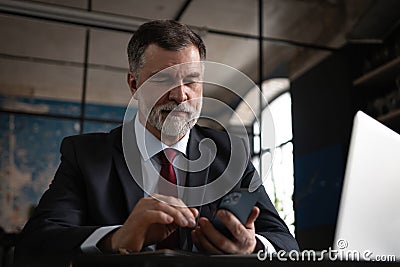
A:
[[14, 123, 299, 266]]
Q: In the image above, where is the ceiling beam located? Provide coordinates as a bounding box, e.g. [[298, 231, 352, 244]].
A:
[[0, 0, 146, 32], [0, 0, 337, 51], [174, 0, 192, 21], [207, 28, 337, 51]]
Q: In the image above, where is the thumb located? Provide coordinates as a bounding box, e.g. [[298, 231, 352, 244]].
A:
[[245, 206, 260, 229]]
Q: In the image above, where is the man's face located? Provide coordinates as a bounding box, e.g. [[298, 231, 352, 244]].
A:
[[128, 44, 203, 141]]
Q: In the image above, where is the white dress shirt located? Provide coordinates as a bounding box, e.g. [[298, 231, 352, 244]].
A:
[[134, 115, 190, 196]]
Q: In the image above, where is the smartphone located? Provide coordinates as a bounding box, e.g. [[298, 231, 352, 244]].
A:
[[211, 189, 260, 238]]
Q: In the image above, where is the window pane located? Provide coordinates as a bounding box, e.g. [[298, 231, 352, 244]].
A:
[[260, 91, 295, 235], [262, 144, 295, 235], [267, 92, 293, 145]]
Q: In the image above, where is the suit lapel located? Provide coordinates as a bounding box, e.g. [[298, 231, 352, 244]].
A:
[[183, 127, 211, 205], [181, 127, 220, 250], [185, 127, 222, 218], [112, 119, 144, 213]]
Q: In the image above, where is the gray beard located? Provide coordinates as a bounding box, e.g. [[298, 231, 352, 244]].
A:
[[147, 101, 201, 137]]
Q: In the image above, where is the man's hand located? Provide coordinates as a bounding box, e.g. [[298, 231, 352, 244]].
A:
[[191, 206, 260, 254], [100, 194, 198, 253]]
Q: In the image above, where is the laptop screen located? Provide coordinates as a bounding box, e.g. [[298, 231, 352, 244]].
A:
[[334, 111, 400, 261]]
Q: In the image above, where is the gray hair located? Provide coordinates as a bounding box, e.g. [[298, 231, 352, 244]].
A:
[[127, 20, 206, 79]]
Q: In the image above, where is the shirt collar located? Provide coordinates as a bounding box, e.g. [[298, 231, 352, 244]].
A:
[[134, 115, 190, 161]]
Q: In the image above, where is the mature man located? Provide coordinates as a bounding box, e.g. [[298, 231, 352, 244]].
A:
[[15, 20, 298, 266]]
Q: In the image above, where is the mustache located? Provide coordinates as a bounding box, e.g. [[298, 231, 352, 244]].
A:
[[156, 102, 197, 114]]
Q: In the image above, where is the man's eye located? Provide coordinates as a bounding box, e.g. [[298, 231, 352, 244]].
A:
[[184, 78, 199, 84], [151, 77, 173, 84]]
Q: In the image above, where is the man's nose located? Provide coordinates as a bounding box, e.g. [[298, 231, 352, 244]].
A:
[[168, 82, 188, 103]]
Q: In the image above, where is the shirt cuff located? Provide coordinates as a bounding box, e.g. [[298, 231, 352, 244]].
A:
[[254, 234, 276, 254], [81, 225, 121, 253]]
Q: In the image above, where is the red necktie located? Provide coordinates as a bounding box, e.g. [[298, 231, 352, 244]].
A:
[[157, 148, 180, 249], [158, 148, 178, 197]]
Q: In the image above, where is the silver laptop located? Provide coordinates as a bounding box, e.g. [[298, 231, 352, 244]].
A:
[[334, 111, 400, 261]]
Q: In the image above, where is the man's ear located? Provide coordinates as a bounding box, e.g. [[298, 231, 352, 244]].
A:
[[127, 72, 138, 99]]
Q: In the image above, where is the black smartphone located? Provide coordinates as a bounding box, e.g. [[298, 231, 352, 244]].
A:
[[211, 189, 260, 238]]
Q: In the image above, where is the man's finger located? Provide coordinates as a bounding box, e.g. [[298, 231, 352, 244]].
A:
[[144, 210, 174, 225], [152, 201, 195, 227], [216, 209, 256, 246], [151, 195, 197, 227], [217, 210, 246, 237], [192, 226, 224, 254], [244, 206, 260, 228], [189, 207, 199, 219], [197, 217, 238, 253]]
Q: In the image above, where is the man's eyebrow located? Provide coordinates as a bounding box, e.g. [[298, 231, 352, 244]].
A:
[[153, 72, 171, 78], [150, 69, 165, 76], [149, 70, 201, 79]]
